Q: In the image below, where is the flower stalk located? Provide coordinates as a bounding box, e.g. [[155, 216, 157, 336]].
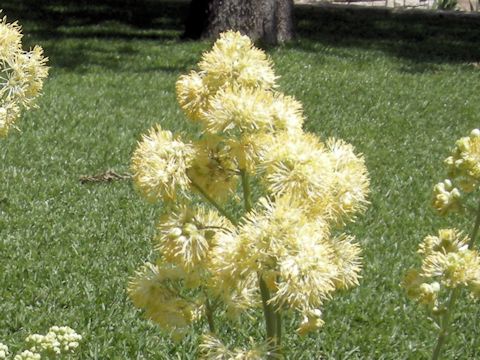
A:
[[240, 169, 253, 213], [431, 287, 460, 360], [468, 198, 480, 248], [189, 176, 238, 226], [431, 197, 480, 360], [205, 297, 216, 334], [242, 169, 281, 355], [258, 274, 278, 358]]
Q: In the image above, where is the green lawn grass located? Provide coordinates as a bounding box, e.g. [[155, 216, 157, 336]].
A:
[[1, 1, 480, 358]]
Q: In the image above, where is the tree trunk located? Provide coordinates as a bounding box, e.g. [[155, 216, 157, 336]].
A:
[[184, 0, 294, 44], [183, 0, 211, 40]]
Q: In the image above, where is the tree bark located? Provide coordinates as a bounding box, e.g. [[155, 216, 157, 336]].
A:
[[184, 0, 294, 44]]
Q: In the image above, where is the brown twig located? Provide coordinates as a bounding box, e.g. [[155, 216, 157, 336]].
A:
[[79, 170, 132, 184]]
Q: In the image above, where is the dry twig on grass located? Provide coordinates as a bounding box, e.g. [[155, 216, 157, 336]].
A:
[[79, 170, 132, 184]]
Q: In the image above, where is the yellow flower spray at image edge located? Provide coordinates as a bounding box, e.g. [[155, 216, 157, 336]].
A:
[[403, 129, 480, 360], [0, 10, 48, 138]]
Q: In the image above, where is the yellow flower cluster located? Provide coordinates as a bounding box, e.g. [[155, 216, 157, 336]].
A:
[[155, 205, 232, 274], [0, 11, 48, 137], [433, 129, 480, 214], [131, 126, 195, 202], [209, 197, 362, 334], [128, 262, 202, 340], [403, 229, 480, 309], [130, 31, 370, 344]]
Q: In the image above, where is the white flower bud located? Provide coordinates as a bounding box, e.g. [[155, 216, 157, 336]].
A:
[[470, 128, 480, 137], [183, 223, 198, 235], [168, 227, 183, 239]]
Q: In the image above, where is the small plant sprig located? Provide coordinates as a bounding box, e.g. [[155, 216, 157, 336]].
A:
[[403, 129, 480, 360], [0, 326, 82, 360], [0, 10, 48, 138], [128, 31, 370, 358]]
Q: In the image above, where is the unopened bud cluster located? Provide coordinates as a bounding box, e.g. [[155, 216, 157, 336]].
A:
[[433, 129, 480, 214], [0, 326, 81, 360], [432, 179, 461, 215], [0, 343, 8, 360], [25, 326, 81, 356]]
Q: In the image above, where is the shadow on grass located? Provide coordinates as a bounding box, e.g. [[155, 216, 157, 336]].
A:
[[294, 4, 480, 64], [1, 0, 188, 38], [3, 0, 480, 68], [1, 0, 194, 71]]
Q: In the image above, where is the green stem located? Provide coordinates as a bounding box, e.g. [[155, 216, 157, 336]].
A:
[[240, 170, 253, 212], [205, 297, 216, 334], [275, 310, 282, 349], [431, 287, 460, 360], [258, 274, 277, 359], [275, 275, 282, 355], [189, 177, 238, 226], [431, 197, 480, 359], [242, 172, 282, 357], [468, 198, 480, 248]]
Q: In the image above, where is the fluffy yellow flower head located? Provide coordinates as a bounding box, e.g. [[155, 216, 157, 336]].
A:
[[200, 334, 269, 360], [205, 86, 274, 134], [128, 263, 198, 338], [418, 228, 469, 256], [469, 270, 480, 299], [260, 131, 333, 205], [0, 13, 22, 58], [176, 70, 210, 123], [0, 12, 48, 137], [131, 125, 195, 202], [444, 129, 480, 192], [15, 46, 48, 104], [271, 93, 304, 134], [422, 249, 480, 288], [210, 200, 284, 283], [208, 229, 261, 317], [225, 132, 265, 172], [223, 197, 326, 277], [329, 234, 362, 289], [270, 228, 337, 311], [325, 138, 370, 224], [187, 135, 239, 201], [156, 204, 231, 272], [0, 102, 19, 137], [199, 31, 276, 91], [404, 229, 479, 303]]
